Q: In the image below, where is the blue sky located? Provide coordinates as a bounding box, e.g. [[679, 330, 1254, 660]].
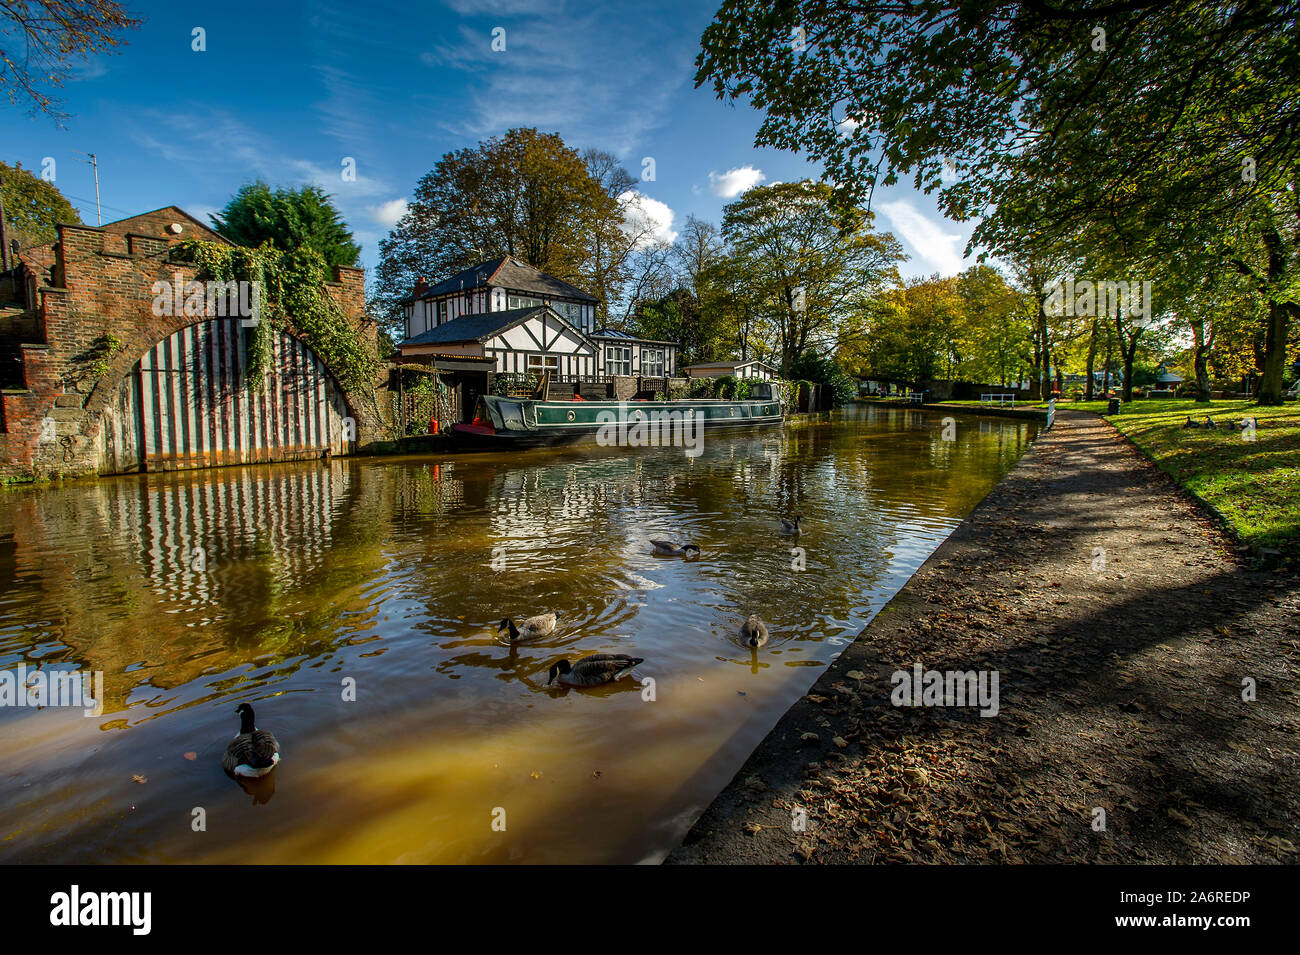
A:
[[3, 0, 977, 289]]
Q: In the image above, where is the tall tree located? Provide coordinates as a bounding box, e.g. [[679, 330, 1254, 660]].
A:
[[721, 180, 902, 374], [1, 0, 140, 121], [0, 158, 80, 249], [580, 148, 642, 325], [210, 182, 360, 268], [375, 128, 620, 330]]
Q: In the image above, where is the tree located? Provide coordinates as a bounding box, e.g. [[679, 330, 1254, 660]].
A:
[[631, 216, 737, 365], [1, 0, 140, 121], [721, 180, 902, 374], [581, 148, 643, 325], [210, 182, 360, 268], [955, 264, 1030, 387], [0, 158, 80, 248], [374, 128, 622, 330], [696, 1, 1300, 404]]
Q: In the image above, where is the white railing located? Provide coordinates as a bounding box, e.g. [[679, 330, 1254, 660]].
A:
[[980, 393, 1016, 408], [1045, 398, 1056, 430]]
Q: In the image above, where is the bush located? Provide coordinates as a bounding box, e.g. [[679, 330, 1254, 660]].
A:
[[492, 372, 538, 396], [788, 350, 855, 407]]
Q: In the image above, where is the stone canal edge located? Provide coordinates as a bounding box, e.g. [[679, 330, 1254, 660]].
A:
[[666, 410, 1300, 864]]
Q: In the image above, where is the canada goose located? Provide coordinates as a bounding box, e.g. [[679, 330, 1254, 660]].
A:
[[781, 515, 802, 534], [547, 653, 644, 687], [650, 540, 701, 557], [1204, 416, 1217, 429], [499, 613, 557, 641], [1183, 415, 1200, 429], [221, 703, 281, 778], [741, 613, 769, 648]]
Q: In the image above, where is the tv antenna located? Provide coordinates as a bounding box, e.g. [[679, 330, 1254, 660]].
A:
[[73, 152, 102, 225]]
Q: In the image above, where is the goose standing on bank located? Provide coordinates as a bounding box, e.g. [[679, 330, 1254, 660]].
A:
[[221, 703, 281, 778], [547, 654, 645, 687], [499, 613, 557, 641], [741, 614, 770, 648], [650, 540, 701, 557], [780, 515, 802, 535]]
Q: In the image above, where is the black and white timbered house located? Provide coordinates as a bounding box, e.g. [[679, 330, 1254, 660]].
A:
[[397, 257, 677, 380]]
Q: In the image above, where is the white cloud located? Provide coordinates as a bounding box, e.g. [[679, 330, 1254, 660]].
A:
[[370, 198, 408, 228], [877, 200, 966, 276], [707, 165, 765, 198], [618, 190, 677, 246], [418, 3, 694, 157]]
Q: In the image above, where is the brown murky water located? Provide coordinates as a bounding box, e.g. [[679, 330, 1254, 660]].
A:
[[0, 405, 1036, 863]]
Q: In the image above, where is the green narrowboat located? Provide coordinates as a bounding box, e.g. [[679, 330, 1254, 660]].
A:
[[452, 383, 783, 449]]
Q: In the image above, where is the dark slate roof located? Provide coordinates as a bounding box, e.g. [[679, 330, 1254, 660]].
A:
[[399, 307, 554, 347], [685, 359, 778, 370], [590, 328, 677, 346], [418, 256, 599, 303]]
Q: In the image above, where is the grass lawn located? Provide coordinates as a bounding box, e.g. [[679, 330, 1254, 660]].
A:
[[1098, 398, 1299, 558]]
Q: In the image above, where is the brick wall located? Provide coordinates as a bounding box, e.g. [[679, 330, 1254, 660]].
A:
[[0, 207, 386, 483]]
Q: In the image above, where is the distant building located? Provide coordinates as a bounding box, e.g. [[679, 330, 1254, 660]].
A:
[[684, 359, 779, 380]]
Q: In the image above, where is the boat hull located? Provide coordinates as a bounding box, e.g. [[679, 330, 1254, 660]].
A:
[[452, 395, 784, 450]]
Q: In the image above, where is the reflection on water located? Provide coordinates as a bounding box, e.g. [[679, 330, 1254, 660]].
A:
[[0, 405, 1035, 863]]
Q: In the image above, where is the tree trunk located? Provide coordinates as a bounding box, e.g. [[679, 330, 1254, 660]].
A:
[[1084, 318, 1098, 400], [1117, 304, 1141, 403], [1037, 304, 1051, 401], [1258, 300, 1291, 405], [1191, 317, 1211, 403], [1102, 324, 1114, 395], [1257, 225, 1291, 405]]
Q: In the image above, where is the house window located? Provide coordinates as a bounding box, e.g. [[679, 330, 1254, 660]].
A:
[[641, 348, 665, 377], [527, 354, 559, 374], [552, 301, 580, 323], [605, 346, 631, 376], [508, 295, 543, 310]]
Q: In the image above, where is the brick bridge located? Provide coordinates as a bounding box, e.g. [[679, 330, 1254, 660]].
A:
[[0, 206, 388, 483]]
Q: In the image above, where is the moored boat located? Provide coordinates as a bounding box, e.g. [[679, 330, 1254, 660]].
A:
[[452, 384, 783, 449]]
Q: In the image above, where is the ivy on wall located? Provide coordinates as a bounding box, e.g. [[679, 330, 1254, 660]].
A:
[[178, 240, 380, 395]]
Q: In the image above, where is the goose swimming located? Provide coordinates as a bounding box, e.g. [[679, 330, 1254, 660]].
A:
[[650, 540, 701, 557], [499, 613, 558, 641], [741, 614, 769, 648], [221, 703, 281, 779], [547, 654, 645, 687]]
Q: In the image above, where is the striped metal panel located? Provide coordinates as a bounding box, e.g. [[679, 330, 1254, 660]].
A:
[[127, 319, 352, 472]]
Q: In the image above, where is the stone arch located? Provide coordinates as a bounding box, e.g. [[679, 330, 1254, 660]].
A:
[[92, 317, 359, 473]]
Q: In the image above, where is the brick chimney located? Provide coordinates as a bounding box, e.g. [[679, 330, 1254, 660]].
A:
[[413, 276, 429, 300]]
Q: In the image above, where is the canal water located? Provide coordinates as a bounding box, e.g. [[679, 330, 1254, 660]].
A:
[[0, 404, 1036, 863]]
